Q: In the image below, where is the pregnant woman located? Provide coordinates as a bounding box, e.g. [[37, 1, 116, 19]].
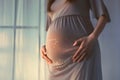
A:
[[40, 0, 110, 80]]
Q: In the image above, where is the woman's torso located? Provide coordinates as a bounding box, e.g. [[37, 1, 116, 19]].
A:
[[46, 0, 94, 65]]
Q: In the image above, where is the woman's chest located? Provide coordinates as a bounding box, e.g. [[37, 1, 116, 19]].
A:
[[51, 0, 67, 11]]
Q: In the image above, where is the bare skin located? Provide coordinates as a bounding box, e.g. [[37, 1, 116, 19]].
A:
[[40, 45, 53, 64], [40, 15, 108, 64]]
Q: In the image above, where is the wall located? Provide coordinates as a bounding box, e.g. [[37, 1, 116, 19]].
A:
[[95, 0, 120, 80]]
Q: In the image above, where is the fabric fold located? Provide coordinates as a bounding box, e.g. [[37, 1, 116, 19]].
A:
[[89, 0, 111, 22]]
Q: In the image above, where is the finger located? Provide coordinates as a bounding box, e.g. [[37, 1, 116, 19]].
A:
[[73, 48, 86, 62], [42, 55, 52, 64], [42, 53, 52, 63], [41, 50, 52, 63], [40, 46, 46, 54], [77, 52, 87, 62], [41, 48, 46, 57], [73, 38, 83, 46], [72, 46, 83, 60], [41, 52, 49, 61], [72, 41, 85, 59], [43, 45, 46, 52]]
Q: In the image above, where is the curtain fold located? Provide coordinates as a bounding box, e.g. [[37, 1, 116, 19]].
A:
[[39, 0, 49, 80], [0, 0, 47, 80]]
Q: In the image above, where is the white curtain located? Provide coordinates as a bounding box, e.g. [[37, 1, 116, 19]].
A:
[[0, 0, 47, 80], [0, 0, 120, 80]]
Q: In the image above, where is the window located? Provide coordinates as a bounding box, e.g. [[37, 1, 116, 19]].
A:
[[0, 0, 47, 80]]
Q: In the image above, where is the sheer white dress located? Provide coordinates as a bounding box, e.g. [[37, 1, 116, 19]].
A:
[[45, 0, 110, 80]]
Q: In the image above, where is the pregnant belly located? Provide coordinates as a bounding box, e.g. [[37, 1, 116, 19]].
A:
[[46, 24, 87, 65], [45, 15, 94, 65]]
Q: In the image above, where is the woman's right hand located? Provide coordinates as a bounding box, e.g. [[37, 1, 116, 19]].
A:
[[40, 45, 53, 64]]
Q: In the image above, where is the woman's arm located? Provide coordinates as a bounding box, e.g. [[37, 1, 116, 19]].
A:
[[89, 15, 108, 39], [72, 15, 108, 62]]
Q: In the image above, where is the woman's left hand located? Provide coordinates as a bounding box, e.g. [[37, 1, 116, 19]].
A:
[[72, 34, 97, 62]]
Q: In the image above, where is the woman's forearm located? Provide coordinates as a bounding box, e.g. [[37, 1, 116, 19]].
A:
[[90, 15, 108, 39]]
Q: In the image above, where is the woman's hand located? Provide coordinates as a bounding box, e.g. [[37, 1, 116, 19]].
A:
[[72, 34, 97, 62], [40, 45, 53, 64]]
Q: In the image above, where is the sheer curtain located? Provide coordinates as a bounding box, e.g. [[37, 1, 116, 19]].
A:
[[0, 0, 47, 80]]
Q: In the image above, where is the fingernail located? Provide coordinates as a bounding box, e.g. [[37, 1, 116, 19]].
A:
[[73, 42, 76, 46]]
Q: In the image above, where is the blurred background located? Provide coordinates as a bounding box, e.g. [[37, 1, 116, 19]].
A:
[[0, 0, 120, 80]]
